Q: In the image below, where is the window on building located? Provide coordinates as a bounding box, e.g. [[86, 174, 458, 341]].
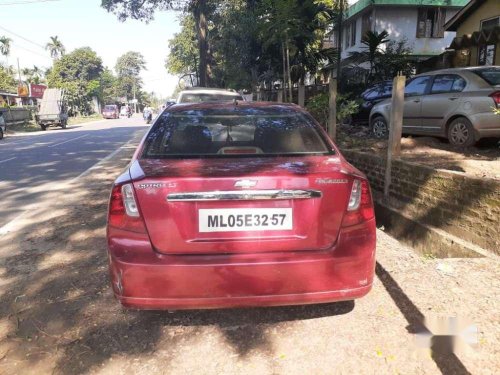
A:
[[478, 44, 496, 66], [344, 23, 351, 48], [480, 17, 500, 31], [351, 21, 357, 46], [361, 12, 373, 38], [416, 7, 446, 38]]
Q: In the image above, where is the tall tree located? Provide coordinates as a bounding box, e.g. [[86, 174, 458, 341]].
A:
[[114, 51, 146, 100], [45, 36, 66, 60], [47, 47, 104, 114], [101, 0, 212, 86], [0, 36, 12, 65]]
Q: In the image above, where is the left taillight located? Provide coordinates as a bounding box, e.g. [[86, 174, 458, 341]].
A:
[[108, 183, 147, 233], [489, 91, 500, 107], [341, 179, 375, 227]]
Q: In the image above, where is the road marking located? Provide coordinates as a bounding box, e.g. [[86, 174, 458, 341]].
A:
[[0, 157, 16, 164], [0, 131, 143, 237], [48, 134, 89, 148]]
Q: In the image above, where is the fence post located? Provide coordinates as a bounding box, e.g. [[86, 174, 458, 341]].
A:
[[277, 89, 283, 103], [328, 76, 337, 140], [298, 84, 305, 107], [384, 74, 406, 198]]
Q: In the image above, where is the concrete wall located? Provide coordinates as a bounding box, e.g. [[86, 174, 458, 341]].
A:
[[0, 108, 31, 124], [342, 149, 500, 255], [342, 6, 459, 59]]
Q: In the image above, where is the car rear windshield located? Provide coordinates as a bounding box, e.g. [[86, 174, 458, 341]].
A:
[[472, 68, 500, 86], [141, 108, 331, 158], [180, 93, 243, 103], [104, 105, 116, 110]]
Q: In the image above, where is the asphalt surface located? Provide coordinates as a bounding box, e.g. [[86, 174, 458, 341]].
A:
[[0, 116, 147, 229]]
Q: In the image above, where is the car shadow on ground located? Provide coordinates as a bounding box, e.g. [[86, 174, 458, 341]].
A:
[[0, 146, 355, 375]]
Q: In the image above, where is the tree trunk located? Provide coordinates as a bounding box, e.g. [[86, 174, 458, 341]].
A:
[[194, 1, 209, 87], [286, 36, 292, 103]]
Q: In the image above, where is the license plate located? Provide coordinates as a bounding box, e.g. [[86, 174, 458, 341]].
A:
[[199, 208, 293, 233]]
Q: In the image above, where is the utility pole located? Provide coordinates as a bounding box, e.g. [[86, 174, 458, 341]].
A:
[[132, 80, 137, 113]]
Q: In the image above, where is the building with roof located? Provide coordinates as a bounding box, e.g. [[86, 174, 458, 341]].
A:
[[445, 0, 499, 67], [331, 0, 468, 64]]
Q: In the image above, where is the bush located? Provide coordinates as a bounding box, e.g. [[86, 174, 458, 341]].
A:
[[306, 92, 359, 128]]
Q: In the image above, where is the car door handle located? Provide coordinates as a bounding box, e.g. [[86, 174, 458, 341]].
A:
[[448, 97, 459, 101]]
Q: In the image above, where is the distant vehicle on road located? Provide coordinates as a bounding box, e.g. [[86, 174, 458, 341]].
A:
[[165, 99, 176, 107], [120, 105, 132, 118], [102, 104, 119, 119], [106, 101, 376, 310], [370, 66, 500, 146], [35, 88, 68, 131], [177, 87, 244, 103], [0, 112, 5, 140]]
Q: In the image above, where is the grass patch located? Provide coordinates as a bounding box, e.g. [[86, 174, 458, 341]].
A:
[[7, 121, 40, 133]]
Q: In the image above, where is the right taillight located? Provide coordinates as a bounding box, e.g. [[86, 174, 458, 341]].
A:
[[342, 179, 375, 227], [490, 91, 500, 107], [108, 183, 147, 233]]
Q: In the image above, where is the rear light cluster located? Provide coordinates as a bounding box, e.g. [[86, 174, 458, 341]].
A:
[[490, 91, 500, 107], [341, 179, 375, 227], [108, 183, 147, 233]]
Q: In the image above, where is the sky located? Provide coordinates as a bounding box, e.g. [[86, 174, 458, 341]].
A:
[[0, 0, 181, 98]]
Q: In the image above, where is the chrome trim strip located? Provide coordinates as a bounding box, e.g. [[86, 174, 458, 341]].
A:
[[167, 189, 322, 202]]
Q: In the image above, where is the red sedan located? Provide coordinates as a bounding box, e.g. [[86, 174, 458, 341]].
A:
[[107, 102, 376, 310]]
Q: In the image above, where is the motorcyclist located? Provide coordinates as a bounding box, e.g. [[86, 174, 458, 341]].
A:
[[143, 106, 153, 124]]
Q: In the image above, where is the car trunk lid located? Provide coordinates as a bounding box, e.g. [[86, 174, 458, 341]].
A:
[[132, 156, 354, 255]]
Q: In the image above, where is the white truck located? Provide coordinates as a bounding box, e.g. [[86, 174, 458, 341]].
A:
[[35, 88, 68, 130]]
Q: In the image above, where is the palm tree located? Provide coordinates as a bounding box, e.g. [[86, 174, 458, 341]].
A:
[[0, 36, 12, 65], [349, 30, 389, 83], [45, 36, 65, 60]]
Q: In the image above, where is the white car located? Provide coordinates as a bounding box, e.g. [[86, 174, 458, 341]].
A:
[[177, 88, 244, 103]]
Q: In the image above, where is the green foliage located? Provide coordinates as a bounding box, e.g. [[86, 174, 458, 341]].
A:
[[306, 92, 359, 127], [0, 36, 12, 57], [0, 65, 16, 92], [45, 36, 65, 59], [165, 15, 198, 76], [377, 39, 416, 79], [115, 51, 146, 100], [47, 47, 104, 115]]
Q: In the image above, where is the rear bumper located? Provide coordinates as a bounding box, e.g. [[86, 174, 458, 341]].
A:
[[471, 112, 500, 139], [107, 219, 376, 310]]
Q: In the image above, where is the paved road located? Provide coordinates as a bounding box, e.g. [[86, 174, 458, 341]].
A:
[[0, 116, 147, 229]]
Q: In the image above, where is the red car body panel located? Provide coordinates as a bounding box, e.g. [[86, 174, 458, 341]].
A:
[[106, 102, 376, 310]]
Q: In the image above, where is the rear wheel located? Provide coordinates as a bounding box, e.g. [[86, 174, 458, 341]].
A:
[[40, 124, 47, 131], [371, 116, 388, 138], [448, 117, 475, 147]]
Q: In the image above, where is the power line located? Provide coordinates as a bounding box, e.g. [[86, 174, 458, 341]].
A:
[[12, 42, 52, 61], [0, 0, 60, 6], [0, 25, 46, 50]]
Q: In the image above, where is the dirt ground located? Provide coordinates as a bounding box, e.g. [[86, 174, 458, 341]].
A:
[[0, 135, 498, 375], [338, 125, 500, 180]]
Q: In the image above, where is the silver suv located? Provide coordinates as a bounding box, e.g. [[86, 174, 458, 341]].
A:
[[369, 67, 500, 146]]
